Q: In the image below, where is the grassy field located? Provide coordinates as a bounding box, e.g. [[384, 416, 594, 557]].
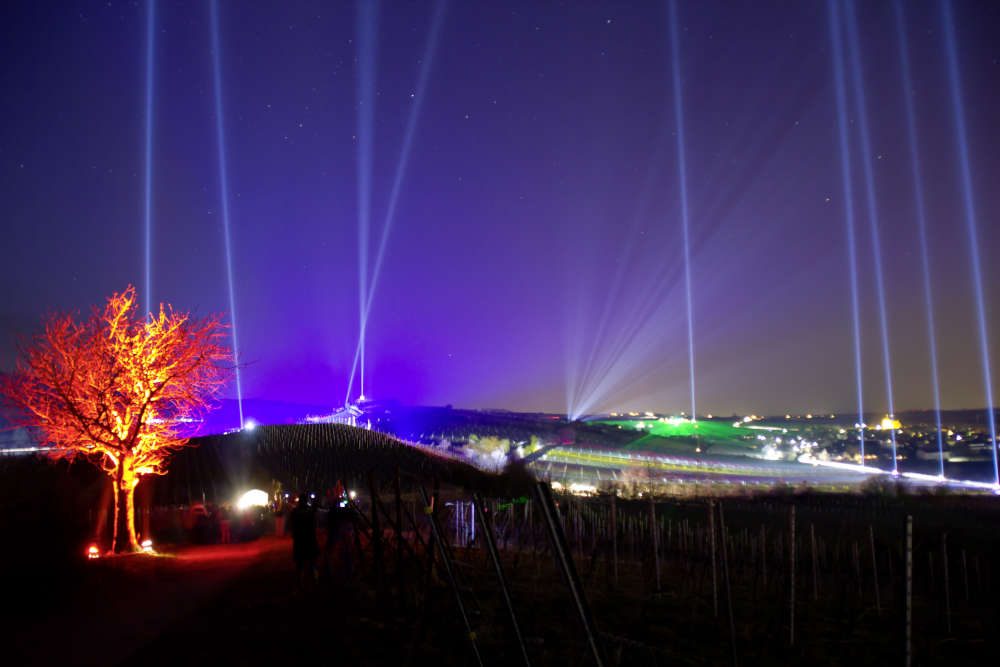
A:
[[540, 446, 776, 477], [594, 418, 758, 455]]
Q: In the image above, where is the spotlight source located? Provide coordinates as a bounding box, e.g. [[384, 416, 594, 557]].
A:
[[236, 489, 269, 510]]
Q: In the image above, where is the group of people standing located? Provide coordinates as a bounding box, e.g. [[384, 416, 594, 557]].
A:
[[288, 480, 357, 591], [188, 503, 238, 544]]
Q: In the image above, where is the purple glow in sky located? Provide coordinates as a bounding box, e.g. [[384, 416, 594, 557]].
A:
[[1, 1, 998, 418]]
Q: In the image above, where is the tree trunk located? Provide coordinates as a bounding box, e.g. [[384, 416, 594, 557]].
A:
[[112, 459, 140, 553], [110, 474, 120, 552]]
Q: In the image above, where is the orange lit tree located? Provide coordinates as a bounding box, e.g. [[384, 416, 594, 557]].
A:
[[0, 287, 231, 552]]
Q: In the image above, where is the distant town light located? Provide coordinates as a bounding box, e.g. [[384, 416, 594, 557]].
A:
[[880, 416, 902, 431]]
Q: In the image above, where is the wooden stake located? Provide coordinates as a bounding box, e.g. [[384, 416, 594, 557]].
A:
[[610, 494, 618, 588], [709, 500, 718, 617], [394, 468, 406, 611], [853, 542, 862, 600], [869, 525, 881, 614], [810, 523, 819, 602], [942, 532, 951, 634], [368, 472, 385, 608], [650, 497, 661, 592], [961, 549, 969, 602], [928, 552, 935, 593], [718, 502, 739, 667], [789, 505, 796, 647], [905, 515, 913, 667], [761, 525, 768, 590]]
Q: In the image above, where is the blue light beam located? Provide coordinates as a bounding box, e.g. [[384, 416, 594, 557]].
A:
[[351, 0, 378, 405], [844, 0, 898, 472], [345, 0, 447, 404], [894, 0, 945, 477], [941, 0, 999, 487], [143, 0, 156, 317], [209, 0, 245, 429], [827, 0, 866, 464], [570, 135, 668, 418], [668, 0, 697, 421]]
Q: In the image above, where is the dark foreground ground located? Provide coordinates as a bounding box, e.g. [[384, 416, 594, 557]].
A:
[[4, 505, 999, 667], [5, 533, 612, 667], [2, 432, 999, 666], [5, 536, 426, 666]]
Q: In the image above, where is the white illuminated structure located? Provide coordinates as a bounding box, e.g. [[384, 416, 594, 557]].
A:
[[237, 488, 269, 510]]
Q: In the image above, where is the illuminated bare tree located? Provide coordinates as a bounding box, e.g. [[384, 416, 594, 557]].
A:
[[0, 287, 230, 552]]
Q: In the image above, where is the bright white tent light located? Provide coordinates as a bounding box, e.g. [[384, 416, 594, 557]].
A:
[[237, 489, 269, 510]]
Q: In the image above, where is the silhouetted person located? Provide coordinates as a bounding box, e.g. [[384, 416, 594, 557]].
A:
[[193, 506, 211, 544], [274, 504, 287, 537], [218, 506, 231, 544], [290, 493, 319, 591], [324, 481, 356, 586], [207, 503, 222, 544]]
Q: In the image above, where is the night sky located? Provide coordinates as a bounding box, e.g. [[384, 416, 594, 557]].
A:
[[2, 1, 999, 418]]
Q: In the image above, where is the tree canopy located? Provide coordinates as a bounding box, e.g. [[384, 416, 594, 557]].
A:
[[1, 286, 231, 551]]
